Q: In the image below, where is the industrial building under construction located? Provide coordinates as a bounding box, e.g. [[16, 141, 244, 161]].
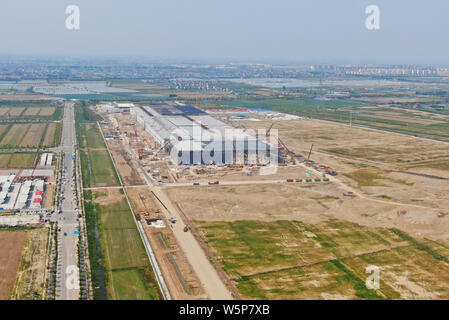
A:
[[131, 104, 277, 166]]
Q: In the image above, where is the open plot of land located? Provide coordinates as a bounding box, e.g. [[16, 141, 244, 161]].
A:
[[239, 118, 449, 211], [193, 219, 449, 299], [7, 108, 25, 116], [38, 107, 55, 116], [168, 178, 449, 243], [0, 154, 10, 167], [0, 231, 26, 299], [83, 123, 106, 149], [0, 105, 60, 120], [88, 189, 162, 300], [23, 108, 40, 116], [42, 123, 60, 146], [0, 153, 36, 169], [0, 123, 59, 149], [10, 153, 36, 168], [241, 118, 449, 165], [19, 123, 46, 148], [85, 149, 119, 187], [0, 123, 28, 147], [10, 227, 49, 300]]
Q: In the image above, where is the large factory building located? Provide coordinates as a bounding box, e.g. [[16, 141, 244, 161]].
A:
[[131, 104, 276, 166]]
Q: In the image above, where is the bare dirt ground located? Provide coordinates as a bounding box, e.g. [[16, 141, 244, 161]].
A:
[[166, 115, 449, 241], [38, 107, 55, 116], [10, 228, 49, 300], [239, 118, 449, 215], [125, 187, 206, 299], [165, 181, 449, 240], [0, 231, 26, 299], [44, 184, 54, 209]]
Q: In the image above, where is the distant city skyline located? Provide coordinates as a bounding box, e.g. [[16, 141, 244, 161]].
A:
[[0, 1, 448, 65]]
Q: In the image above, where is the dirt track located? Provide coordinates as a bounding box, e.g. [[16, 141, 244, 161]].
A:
[[151, 186, 234, 299]]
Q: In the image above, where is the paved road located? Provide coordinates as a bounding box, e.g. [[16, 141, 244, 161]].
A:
[[54, 101, 79, 300]]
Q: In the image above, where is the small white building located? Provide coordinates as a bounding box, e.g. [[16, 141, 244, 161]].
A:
[[40, 153, 48, 166], [46, 154, 53, 166]]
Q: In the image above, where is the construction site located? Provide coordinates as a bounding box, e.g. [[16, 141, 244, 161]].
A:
[[89, 102, 345, 300], [93, 99, 449, 300], [97, 103, 337, 186]]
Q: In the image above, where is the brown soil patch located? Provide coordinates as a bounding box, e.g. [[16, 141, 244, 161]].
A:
[[0, 231, 26, 299]]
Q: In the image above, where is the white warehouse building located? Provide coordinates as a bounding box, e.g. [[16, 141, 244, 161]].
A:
[[131, 104, 276, 166]]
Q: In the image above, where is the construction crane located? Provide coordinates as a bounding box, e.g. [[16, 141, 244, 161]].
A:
[[151, 140, 171, 161], [278, 137, 296, 163], [306, 144, 314, 166], [131, 124, 145, 160], [266, 123, 274, 137]]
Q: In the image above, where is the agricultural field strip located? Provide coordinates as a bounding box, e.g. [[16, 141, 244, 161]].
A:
[[0, 106, 59, 120], [199, 219, 449, 299], [239, 239, 413, 278], [0, 122, 60, 148], [97, 121, 170, 299], [78, 107, 163, 299], [206, 220, 414, 278]]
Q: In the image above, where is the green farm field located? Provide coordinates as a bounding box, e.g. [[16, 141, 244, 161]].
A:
[[0, 153, 36, 168], [195, 219, 449, 299], [85, 190, 162, 300], [0, 123, 61, 149], [81, 149, 119, 187], [209, 97, 449, 142], [0, 104, 61, 121]]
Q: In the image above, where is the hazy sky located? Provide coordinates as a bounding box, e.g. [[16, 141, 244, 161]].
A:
[[0, 0, 448, 64]]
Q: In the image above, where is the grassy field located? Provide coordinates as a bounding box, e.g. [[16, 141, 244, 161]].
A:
[[83, 149, 119, 187], [0, 153, 36, 168], [10, 227, 49, 300], [76, 105, 118, 187], [0, 104, 62, 121], [195, 219, 449, 299], [84, 190, 162, 300], [208, 97, 449, 142], [78, 123, 106, 149], [78, 103, 161, 299], [0, 123, 28, 147], [343, 167, 413, 187], [0, 123, 61, 149]]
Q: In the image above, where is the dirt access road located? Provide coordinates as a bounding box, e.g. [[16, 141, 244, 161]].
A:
[[151, 186, 233, 300]]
